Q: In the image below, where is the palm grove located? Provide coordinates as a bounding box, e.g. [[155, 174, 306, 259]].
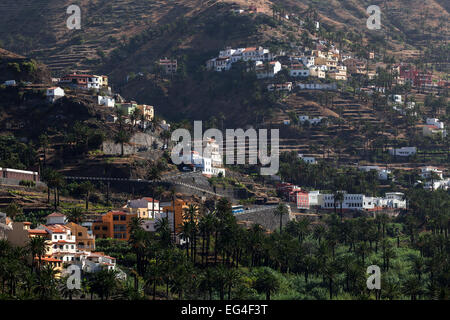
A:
[[2, 191, 448, 300]]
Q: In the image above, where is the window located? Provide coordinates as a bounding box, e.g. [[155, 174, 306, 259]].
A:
[[78, 232, 82, 236], [102, 226, 108, 231], [113, 215, 119, 221], [94, 226, 100, 230], [120, 215, 126, 221]]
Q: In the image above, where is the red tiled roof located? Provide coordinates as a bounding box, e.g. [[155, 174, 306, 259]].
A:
[[28, 229, 48, 234], [46, 212, 66, 218], [37, 256, 62, 263]]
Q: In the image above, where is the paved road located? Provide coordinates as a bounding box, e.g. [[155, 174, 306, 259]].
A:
[[64, 171, 226, 197]]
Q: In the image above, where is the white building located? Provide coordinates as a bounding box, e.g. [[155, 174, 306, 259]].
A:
[[125, 197, 162, 219], [426, 118, 444, 129], [296, 83, 336, 90], [308, 190, 320, 206], [424, 178, 450, 191], [267, 82, 292, 92], [4, 80, 16, 86], [308, 66, 326, 78], [256, 61, 282, 79], [319, 193, 376, 210], [319, 192, 406, 210], [290, 65, 310, 77], [299, 115, 323, 125], [389, 147, 417, 157], [390, 94, 402, 104], [376, 192, 406, 209], [298, 153, 317, 164], [207, 46, 274, 72], [423, 118, 447, 138], [39, 224, 77, 263], [46, 87, 65, 103], [301, 56, 315, 67], [98, 95, 115, 107], [45, 212, 68, 225], [420, 166, 443, 180], [73, 251, 117, 273], [358, 166, 392, 180]]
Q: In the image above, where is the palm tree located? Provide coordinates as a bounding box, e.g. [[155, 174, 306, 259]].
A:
[[114, 129, 131, 157], [58, 274, 81, 300], [333, 191, 345, 220], [88, 269, 119, 300], [33, 264, 59, 299], [323, 260, 338, 300], [155, 216, 171, 248], [273, 203, 289, 233], [27, 236, 48, 273], [4, 202, 23, 219], [224, 268, 240, 300], [67, 207, 85, 224], [254, 267, 280, 300], [79, 181, 94, 210], [147, 166, 162, 220], [402, 276, 422, 300], [128, 217, 146, 277], [183, 204, 199, 263]]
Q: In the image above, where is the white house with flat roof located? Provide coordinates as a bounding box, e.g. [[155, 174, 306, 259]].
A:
[[46, 87, 65, 103], [420, 166, 443, 180], [389, 147, 416, 157], [358, 166, 392, 180], [298, 154, 317, 164]]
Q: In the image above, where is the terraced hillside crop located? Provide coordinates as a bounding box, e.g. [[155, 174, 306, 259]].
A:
[[0, 0, 447, 75]]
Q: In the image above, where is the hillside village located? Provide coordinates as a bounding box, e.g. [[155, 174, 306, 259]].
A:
[[0, 0, 448, 301]]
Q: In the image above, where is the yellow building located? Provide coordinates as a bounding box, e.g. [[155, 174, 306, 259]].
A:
[[137, 104, 154, 122], [66, 222, 96, 251], [162, 199, 190, 233]]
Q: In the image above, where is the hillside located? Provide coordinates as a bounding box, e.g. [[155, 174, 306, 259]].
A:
[[0, 47, 51, 84], [0, 0, 447, 75]]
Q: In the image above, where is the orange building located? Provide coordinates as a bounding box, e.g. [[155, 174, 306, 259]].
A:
[[66, 222, 96, 251], [162, 199, 197, 233], [92, 211, 137, 241]]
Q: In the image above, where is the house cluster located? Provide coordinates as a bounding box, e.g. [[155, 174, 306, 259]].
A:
[[206, 46, 278, 78], [276, 183, 407, 212], [358, 165, 392, 181], [123, 197, 193, 235], [417, 166, 449, 191], [207, 37, 379, 88], [58, 73, 109, 90], [267, 81, 337, 92], [391, 64, 447, 89], [388, 94, 417, 116], [286, 45, 347, 81], [4, 212, 116, 277], [423, 118, 447, 138], [2, 194, 203, 278], [179, 137, 226, 177]]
